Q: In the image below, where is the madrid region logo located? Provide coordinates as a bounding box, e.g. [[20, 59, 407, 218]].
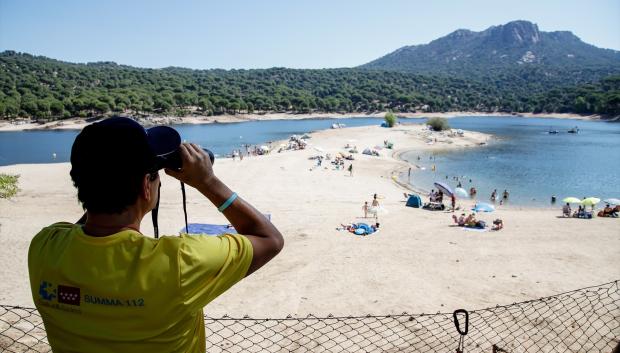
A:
[[39, 281, 56, 301], [39, 281, 81, 306]]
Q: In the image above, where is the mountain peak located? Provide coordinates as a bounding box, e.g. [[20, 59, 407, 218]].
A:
[[360, 20, 620, 74], [484, 20, 540, 46]]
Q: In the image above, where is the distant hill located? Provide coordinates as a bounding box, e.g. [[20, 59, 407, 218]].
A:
[[1, 45, 619, 120], [361, 20, 620, 81]]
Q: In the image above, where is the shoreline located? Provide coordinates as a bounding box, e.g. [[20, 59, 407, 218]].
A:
[[0, 111, 608, 132]]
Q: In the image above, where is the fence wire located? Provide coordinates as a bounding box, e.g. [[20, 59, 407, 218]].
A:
[[2, 281, 619, 352]]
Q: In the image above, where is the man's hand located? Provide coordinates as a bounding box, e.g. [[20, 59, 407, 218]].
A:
[[164, 143, 215, 188]]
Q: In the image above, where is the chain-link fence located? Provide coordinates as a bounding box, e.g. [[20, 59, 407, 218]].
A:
[[2, 281, 619, 352]]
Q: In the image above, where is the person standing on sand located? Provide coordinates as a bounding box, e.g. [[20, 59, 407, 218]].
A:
[[362, 201, 369, 218], [451, 194, 456, 212], [28, 117, 284, 353], [371, 194, 380, 220], [348, 163, 353, 177]]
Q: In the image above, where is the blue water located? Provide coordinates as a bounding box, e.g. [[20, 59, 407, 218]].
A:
[[1, 116, 619, 207], [400, 116, 620, 206], [0, 117, 385, 166]]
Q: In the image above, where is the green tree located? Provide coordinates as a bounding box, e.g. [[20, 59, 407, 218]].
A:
[[384, 111, 398, 127], [426, 117, 450, 131], [573, 96, 588, 113], [49, 99, 64, 117]]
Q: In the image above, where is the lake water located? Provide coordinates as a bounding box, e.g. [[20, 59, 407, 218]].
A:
[[0, 117, 385, 166], [399, 116, 620, 206], [1, 116, 618, 206]]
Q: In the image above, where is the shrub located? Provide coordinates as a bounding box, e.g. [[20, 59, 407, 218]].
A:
[[0, 173, 20, 199], [384, 112, 398, 127], [426, 117, 451, 131]]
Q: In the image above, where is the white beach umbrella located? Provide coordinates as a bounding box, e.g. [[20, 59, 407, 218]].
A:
[[455, 187, 469, 198], [603, 198, 620, 205]]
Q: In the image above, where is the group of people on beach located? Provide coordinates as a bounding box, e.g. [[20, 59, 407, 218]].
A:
[[362, 194, 381, 220], [490, 189, 509, 204], [599, 204, 620, 218], [311, 153, 354, 176], [452, 213, 503, 231], [230, 144, 275, 160], [563, 202, 619, 218], [338, 194, 381, 236], [231, 149, 244, 161], [428, 189, 444, 203]]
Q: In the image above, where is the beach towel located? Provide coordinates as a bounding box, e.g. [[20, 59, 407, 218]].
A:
[[181, 223, 237, 235], [338, 222, 378, 236], [181, 214, 271, 235]]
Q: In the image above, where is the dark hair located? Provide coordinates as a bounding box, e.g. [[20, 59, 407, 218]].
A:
[[70, 121, 155, 213]]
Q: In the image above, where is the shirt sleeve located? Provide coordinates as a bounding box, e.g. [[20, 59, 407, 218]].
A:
[[178, 233, 253, 312]]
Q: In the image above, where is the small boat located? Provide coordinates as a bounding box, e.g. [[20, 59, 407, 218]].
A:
[[568, 126, 579, 134], [331, 123, 346, 129], [548, 130, 559, 134]]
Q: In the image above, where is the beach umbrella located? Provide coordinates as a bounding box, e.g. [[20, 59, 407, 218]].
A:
[[581, 197, 600, 206], [454, 187, 468, 198], [434, 182, 454, 197], [562, 197, 582, 204], [603, 198, 620, 205], [472, 202, 495, 212]]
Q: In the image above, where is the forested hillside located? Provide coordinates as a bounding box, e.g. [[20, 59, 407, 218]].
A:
[[1, 51, 618, 120]]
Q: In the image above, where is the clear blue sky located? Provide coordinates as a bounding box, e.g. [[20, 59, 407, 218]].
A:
[[1, 0, 618, 69]]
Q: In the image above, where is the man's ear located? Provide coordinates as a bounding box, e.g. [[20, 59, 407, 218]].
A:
[[142, 174, 152, 201]]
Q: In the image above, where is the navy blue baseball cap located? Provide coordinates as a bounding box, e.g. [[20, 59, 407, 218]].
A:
[[98, 117, 181, 169], [71, 116, 182, 173]]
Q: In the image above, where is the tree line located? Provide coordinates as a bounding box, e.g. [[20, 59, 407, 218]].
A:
[[0, 51, 618, 120]]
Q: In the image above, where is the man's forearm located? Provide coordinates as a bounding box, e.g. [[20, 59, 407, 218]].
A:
[[196, 176, 279, 239]]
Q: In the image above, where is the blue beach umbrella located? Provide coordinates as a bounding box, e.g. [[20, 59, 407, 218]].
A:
[[472, 202, 495, 212], [434, 182, 454, 197]]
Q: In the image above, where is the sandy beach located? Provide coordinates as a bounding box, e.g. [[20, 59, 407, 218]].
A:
[[0, 111, 607, 132], [1, 124, 618, 318]]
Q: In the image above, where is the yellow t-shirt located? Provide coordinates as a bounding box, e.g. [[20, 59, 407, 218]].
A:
[[28, 222, 253, 353]]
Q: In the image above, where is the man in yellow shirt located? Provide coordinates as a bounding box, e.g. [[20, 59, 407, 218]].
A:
[[28, 117, 284, 352]]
